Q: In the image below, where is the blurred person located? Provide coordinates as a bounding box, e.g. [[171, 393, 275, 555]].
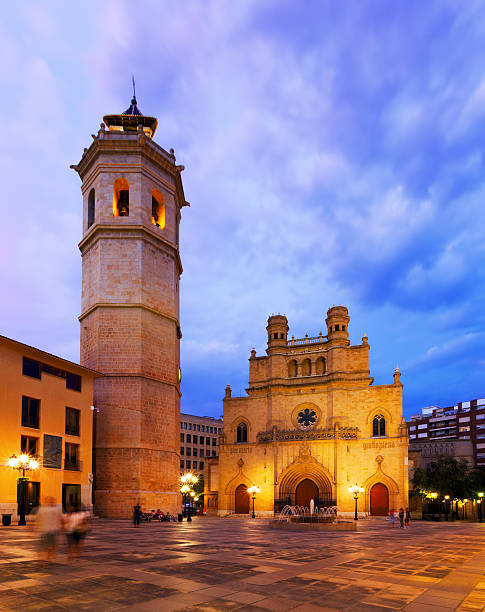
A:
[[133, 504, 141, 527], [34, 497, 63, 564], [404, 507, 411, 529], [65, 506, 90, 562]]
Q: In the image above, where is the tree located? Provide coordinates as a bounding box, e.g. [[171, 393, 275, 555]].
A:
[[412, 456, 473, 499]]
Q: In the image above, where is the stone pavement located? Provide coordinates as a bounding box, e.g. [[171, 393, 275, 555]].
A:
[[0, 517, 484, 611]]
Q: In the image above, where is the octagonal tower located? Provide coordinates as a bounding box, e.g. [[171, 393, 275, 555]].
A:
[[72, 95, 188, 517]]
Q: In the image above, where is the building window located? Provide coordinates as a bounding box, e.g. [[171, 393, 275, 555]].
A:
[[66, 372, 82, 392], [186, 434, 191, 443], [193, 435, 198, 444], [197, 424, 200, 431], [65, 407, 80, 436], [183, 422, 187, 429], [459, 426, 470, 432], [201, 425, 205, 432], [65, 443, 80, 470], [212, 451, 216, 457], [288, 359, 297, 378], [372, 414, 386, 437], [218, 428, 221, 434], [21, 435, 38, 455], [180, 460, 184, 469], [237, 422, 248, 443], [315, 357, 325, 375], [22, 357, 41, 379], [88, 188, 95, 227], [43, 434, 62, 469], [212, 438, 216, 446], [189, 423, 192, 430], [113, 178, 129, 217], [302, 358, 311, 376], [180, 433, 184, 442], [180, 447, 184, 455], [151, 188, 165, 228], [186, 448, 191, 456], [206, 449, 210, 456], [186, 460, 191, 469], [193, 448, 198, 457], [22, 396, 40, 429], [206, 437, 210, 445], [199, 461, 204, 470]]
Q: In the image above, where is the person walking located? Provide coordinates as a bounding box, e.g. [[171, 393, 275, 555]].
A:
[[404, 507, 411, 529], [133, 504, 141, 527], [389, 508, 396, 528], [398, 507, 405, 528], [34, 497, 63, 564], [65, 507, 90, 562]]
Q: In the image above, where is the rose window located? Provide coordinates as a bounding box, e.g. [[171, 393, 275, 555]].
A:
[[297, 408, 317, 430]]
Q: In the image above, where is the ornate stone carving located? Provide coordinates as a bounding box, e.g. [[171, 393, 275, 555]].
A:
[[257, 426, 359, 443]]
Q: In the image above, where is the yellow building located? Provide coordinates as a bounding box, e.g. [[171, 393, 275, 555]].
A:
[[206, 306, 408, 517], [0, 336, 101, 519]]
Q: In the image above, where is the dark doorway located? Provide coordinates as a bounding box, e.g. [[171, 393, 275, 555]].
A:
[[295, 478, 319, 508], [234, 484, 249, 514], [370, 483, 389, 516], [62, 484, 81, 511], [17, 481, 40, 515]]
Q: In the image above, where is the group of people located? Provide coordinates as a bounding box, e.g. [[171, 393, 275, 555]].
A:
[[33, 496, 91, 562], [133, 505, 176, 526], [389, 507, 411, 528]]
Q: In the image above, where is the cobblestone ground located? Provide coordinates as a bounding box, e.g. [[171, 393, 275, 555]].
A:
[[0, 517, 484, 611]]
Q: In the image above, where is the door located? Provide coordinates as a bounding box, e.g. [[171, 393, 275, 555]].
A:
[[234, 484, 249, 514], [17, 481, 40, 515], [62, 484, 81, 512], [295, 478, 319, 508], [370, 483, 389, 516]]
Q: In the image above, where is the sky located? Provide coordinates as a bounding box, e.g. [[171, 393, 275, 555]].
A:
[[2, 0, 485, 419]]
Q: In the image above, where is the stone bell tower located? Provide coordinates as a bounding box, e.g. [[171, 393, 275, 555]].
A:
[[72, 93, 188, 517]]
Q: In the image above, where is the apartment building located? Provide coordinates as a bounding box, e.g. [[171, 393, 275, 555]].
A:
[[180, 413, 223, 475], [407, 398, 485, 466]]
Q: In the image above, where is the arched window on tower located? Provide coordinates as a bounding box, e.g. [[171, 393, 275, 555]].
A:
[[236, 422, 248, 443], [315, 357, 325, 375], [288, 359, 297, 378], [151, 188, 165, 228], [372, 414, 386, 437], [113, 178, 130, 217], [302, 358, 311, 376], [87, 188, 95, 228]]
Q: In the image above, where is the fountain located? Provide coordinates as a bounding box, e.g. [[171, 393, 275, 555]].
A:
[[270, 502, 356, 531]]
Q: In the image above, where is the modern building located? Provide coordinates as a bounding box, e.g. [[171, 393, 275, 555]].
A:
[[0, 335, 100, 519], [180, 413, 222, 475], [207, 306, 409, 517], [407, 399, 485, 467], [72, 94, 189, 517]]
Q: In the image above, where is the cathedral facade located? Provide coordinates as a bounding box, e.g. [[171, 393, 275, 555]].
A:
[[206, 306, 408, 516]]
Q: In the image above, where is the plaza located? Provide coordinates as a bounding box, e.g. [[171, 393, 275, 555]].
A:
[[0, 518, 484, 611]]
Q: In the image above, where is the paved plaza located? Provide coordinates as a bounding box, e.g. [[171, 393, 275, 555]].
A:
[[0, 517, 484, 611]]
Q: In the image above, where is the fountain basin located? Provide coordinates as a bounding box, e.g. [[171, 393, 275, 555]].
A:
[[269, 519, 357, 531]]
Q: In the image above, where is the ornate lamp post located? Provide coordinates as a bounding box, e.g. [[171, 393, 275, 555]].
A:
[[478, 492, 483, 523], [348, 485, 364, 520], [248, 486, 260, 519], [443, 495, 450, 521], [180, 472, 198, 522], [8, 454, 39, 526]]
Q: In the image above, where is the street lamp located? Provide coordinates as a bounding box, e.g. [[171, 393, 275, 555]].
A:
[[248, 486, 260, 519], [348, 485, 365, 520], [8, 454, 39, 526], [180, 472, 198, 521], [463, 499, 468, 521], [478, 492, 483, 523], [443, 495, 450, 521]]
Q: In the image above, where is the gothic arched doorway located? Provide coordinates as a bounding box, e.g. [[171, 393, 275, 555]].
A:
[[295, 478, 319, 508], [235, 484, 249, 514], [370, 483, 389, 516]]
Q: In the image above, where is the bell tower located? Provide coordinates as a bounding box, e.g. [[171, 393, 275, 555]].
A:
[[72, 94, 188, 517]]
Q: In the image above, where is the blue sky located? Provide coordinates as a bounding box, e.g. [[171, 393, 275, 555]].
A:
[[2, 1, 485, 419]]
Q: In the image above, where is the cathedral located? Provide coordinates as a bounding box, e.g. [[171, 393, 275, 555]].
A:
[[205, 307, 409, 516]]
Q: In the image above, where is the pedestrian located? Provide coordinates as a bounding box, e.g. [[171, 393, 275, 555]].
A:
[[34, 496, 63, 564], [133, 504, 141, 527], [404, 507, 411, 529], [398, 507, 405, 528], [389, 508, 396, 528], [65, 506, 90, 562]]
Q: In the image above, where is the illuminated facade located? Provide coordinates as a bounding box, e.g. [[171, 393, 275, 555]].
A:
[[208, 307, 409, 517], [72, 95, 189, 517], [0, 336, 99, 518]]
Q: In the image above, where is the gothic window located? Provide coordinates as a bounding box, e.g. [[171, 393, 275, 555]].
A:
[[113, 178, 129, 217], [151, 188, 165, 228], [297, 407, 317, 429], [288, 359, 297, 378], [236, 422, 247, 443], [302, 358, 311, 376], [315, 357, 325, 375], [88, 188, 95, 228], [372, 414, 386, 437]]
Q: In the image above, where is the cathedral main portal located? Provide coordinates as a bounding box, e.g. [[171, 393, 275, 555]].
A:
[[295, 479, 319, 508]]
